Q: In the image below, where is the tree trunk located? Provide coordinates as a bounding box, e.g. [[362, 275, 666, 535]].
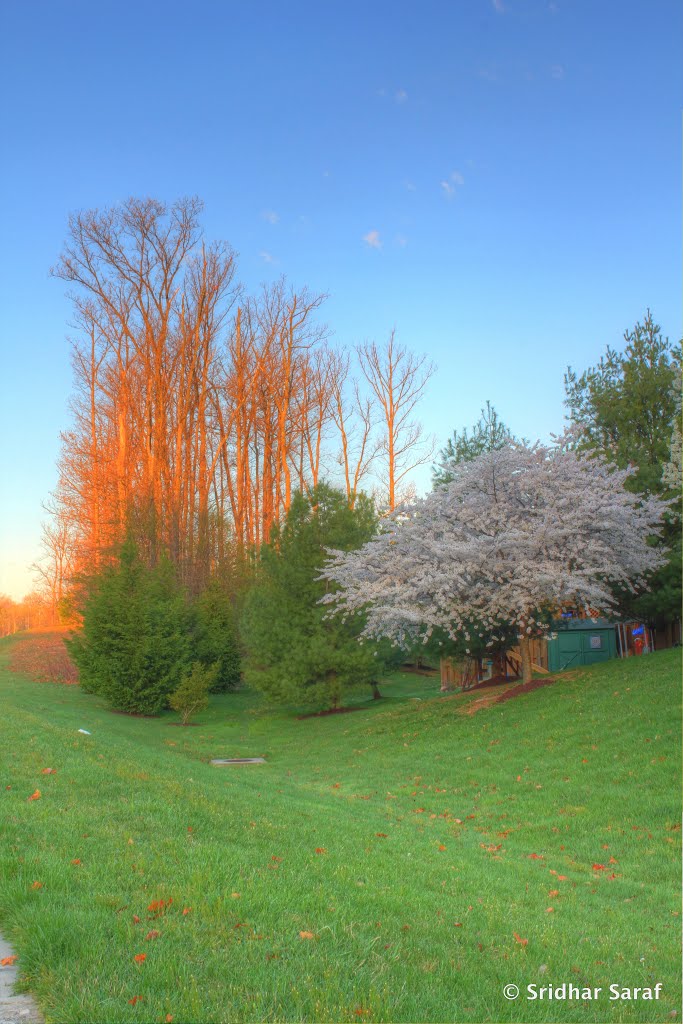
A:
[[519, 636, 533, 686], [371, 682, 382, 700]]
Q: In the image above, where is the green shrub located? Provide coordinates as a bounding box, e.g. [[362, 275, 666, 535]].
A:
[[169, 662, 217, 725]]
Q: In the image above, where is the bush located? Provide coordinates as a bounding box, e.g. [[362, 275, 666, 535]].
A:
[[169, 662, 217, 725]]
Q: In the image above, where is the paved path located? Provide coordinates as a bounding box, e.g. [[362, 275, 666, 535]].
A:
[[0, 936, 43, 1024]]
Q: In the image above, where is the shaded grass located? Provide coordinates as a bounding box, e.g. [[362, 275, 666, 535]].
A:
[[0, 636, 680, 1023]]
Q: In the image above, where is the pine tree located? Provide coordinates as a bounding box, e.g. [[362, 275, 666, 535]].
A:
[[241, 484, 383, 710], [192, 580, 241, 692], [67, 538, 192, 714]]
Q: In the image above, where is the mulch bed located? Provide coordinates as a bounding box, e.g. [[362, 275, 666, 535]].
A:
[[297, 705, 367, 720]]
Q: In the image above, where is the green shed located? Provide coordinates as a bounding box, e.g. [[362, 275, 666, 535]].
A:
[[547, 618, 617, 672]]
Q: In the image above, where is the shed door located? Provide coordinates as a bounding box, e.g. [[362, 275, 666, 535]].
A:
[[557, 632, 583, 671], [581, 631, 610, 665]]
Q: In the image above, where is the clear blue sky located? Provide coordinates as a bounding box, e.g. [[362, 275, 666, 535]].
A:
[[0, 0, 680, 599]]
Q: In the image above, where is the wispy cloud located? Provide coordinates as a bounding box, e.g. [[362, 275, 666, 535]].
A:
[[492, 0, 505, 12], [395, 235, 408, 248], [440, 171, 465, 199], [395, 89, 408, 104], [261, 209, 279, 224], [550, 63, 565, 79], [403, 180, 417, 192], [260, 250, 275, 263], [363, 230, 382, 250]]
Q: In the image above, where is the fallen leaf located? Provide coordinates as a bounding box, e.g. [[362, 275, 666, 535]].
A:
[[315, 848, 327, 854], [438, 845, 447, 851], [528, 853, 544, 860], [375, 833, 388, 838], [145, 930, 161, 940], [31, 881, 43, 890], [165, 1016, 173, 1023], [28, 790, 41, 802], [128, 995, 144, 1005], [592, 863, 606, 871], [231, 892, 241, 899], [546, 907, 554, 913], [1, 956, 18, 966], [299, 931, 315, 939], [41, 768, 57, 775], [513, 932, 528, 946], [132, 915, 141, 924], [182, 907, 192, 916], [71, 859, 82, 866], [609, 856, 618, 864], [557, 875, 568, 881], [133, 953, 146, 963], [548, 889, 560, 897]]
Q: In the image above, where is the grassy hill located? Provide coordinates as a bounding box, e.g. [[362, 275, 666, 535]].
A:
[[0, 636, 680, 1023]]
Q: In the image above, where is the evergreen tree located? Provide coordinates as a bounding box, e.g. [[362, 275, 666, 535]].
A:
[[565, 311, 682, 624], [241, 484, 383, 710], [432, 401, 519, 487], [192, 579, 241, 692], [67, 538, 192, 714]]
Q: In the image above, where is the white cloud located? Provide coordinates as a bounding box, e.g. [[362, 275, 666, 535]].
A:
[[260, 250, 275, 263], [363, 230, 382, 250], [492, 0, 505, 11], [404, 180, 417, 192], [261, 209, 279, 224], [550, 63, 565, 79], [440, 170, 465, 198]]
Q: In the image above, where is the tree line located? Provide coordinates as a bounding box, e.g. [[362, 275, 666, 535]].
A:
[[38, 197, 434, 613]]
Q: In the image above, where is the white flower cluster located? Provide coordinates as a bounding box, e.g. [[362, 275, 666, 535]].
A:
[[320, 434, 669, 648]]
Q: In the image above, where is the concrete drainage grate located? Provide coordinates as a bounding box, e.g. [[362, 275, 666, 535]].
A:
[[210, 757, 266, 766]]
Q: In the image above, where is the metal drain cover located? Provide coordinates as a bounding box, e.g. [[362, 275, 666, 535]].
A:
[[210, 757, 266, 765]]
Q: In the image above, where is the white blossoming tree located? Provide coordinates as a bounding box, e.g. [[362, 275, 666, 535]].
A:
[[321, 435, 669, 686]]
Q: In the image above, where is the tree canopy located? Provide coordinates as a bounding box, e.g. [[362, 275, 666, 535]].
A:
[[432, 401, 520, 487], [322, 438, 668, 684]]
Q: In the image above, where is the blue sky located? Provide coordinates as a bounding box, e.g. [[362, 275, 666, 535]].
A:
[[0, 0, 680, 599]]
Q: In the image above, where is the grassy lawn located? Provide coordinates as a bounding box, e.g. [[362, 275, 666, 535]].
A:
[[0, 636, 680, 1023]]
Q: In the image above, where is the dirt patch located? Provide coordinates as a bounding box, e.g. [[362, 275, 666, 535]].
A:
[[166, 721, 200, 727], [8, 633, 78, 685], [401, 664, 438, 677], [494, 678, 557, 703], [297, 705, 367, 720], [456, 676, 557, 715], [465, 672, 520, 692]]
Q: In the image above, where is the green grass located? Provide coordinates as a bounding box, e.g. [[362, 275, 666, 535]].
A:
[[0, 638, 680, 1024]]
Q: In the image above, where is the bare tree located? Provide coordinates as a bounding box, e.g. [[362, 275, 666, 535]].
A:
[[356, 331, 436, 510]]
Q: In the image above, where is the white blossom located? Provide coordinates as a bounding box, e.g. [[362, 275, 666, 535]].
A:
[[321, 435, 669, 649]]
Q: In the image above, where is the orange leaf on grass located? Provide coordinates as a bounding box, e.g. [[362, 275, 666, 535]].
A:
[[165, 1017, 173, 1023], [592, 863, 606, 871], [438, 845, 447, 851], [1, 956, 18, 966], [608, 856, 618, 864], [556, 875, 568, 881], [299, 931, 315, 940], [182, 908, 192, 916], [230, 893, 241, 899], [548, 889, 560, 897], [71, 859, 82, 866], [528, 853, 543, 860], [546, 907, 554, 913], [132, 915, 141, 924], [145, 930, 161, 941], [315, 848, 327, 854], [128, 996, 144, 1005], [133, 953, 146, 963], [27, 790, 41, 802], [31, 881, 43, 890], [513, 932, 528, 946], [41, 768, 57, 775]]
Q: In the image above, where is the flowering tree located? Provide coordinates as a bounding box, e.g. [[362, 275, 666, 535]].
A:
[[321, 436, 669, 685]]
